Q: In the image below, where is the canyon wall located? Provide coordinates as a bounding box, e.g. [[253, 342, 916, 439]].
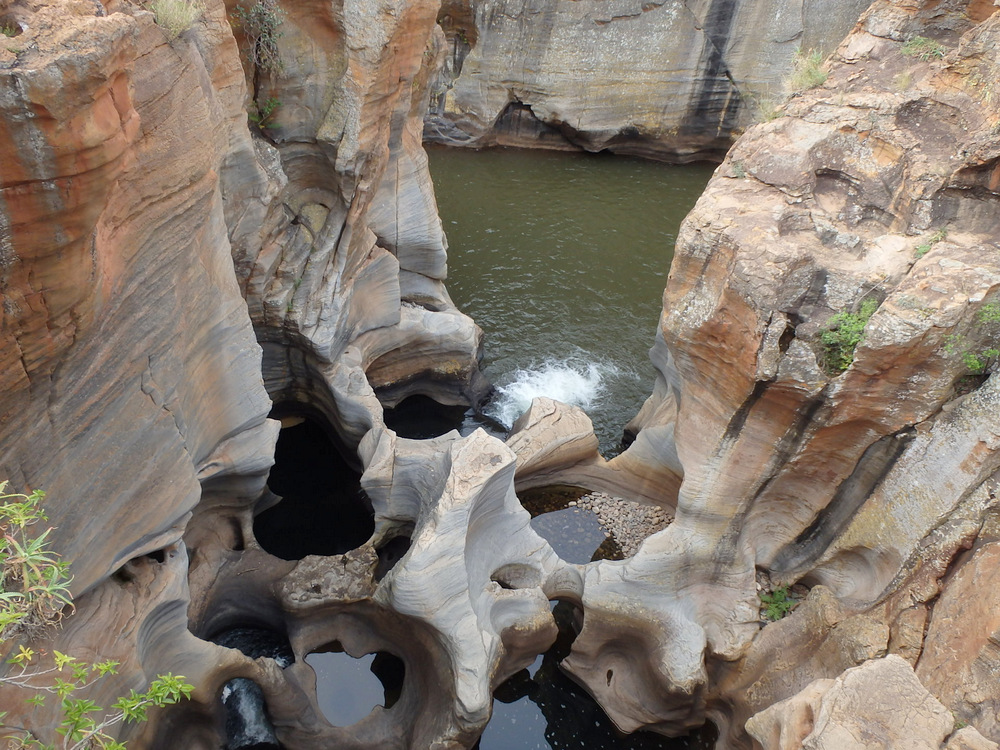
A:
[[564, 0, 1000, 745], [424, 0, 873, 160], [0, 0, 486, 744], [2, 0, 1000, 748]]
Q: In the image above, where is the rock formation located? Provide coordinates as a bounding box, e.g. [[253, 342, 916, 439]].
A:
[[0, 0, 485, 743], [425, 0, 873, 160], [2, 0, 1000, 748], [549, 0, 1000, 745]]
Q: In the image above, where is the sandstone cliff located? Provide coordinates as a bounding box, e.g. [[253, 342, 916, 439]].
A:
[[550, 0, 1000, 745], [0, 0, 484, 743], [425, 0, 873, 160], [3, 0, 1000, 748]]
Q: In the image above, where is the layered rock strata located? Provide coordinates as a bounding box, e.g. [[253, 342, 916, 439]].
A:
[[541, 0, 1000, 745], [0, 0, 484, 743], [425, 0, 872, 160], [4, 0, 1000, 749]]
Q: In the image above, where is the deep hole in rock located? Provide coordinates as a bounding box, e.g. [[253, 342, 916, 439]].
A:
[[474, 600, 716, 749], [306, 643, 406, 726], [382, 394, 469, 439], [374, 533, 412, 582], [210, 628, 295, 750], [253, 411, 374, 560]]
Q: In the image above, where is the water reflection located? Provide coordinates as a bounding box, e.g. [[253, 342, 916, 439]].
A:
[[475, 603, 716, 750], [307, 649, 405, 727]]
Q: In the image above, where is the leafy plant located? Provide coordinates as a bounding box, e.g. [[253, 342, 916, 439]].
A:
[[147, 0, 202, 40], [978, 302, 1000, 324], [759, 586, 797, 621], [0, 483, 193, 748], [902, 36, 946, 61], [789, 48, 828, 91], [819, 298, 878, 374], [0, 483, 73, 640], [914, 227, 947, 259], [962, 348, 999, 375], [248, 96, 280, 127], [1, 23, 17, 37], [233, 0, 285, 73]]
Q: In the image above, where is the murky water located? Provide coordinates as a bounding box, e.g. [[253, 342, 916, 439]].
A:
[[428, 146, 714, 454]]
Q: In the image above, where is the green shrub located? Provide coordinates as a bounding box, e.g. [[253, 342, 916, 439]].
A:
[[1, 23, 18, 37], [789, 49, 828, 91], [248, 96, 280, 127], [0, 483, 193, 748], [148, 0, 202, 40], [233, 0, 285, 73], [820, 298, 878, 374], [0, 484, 73, 639], [759, 586, 797, 621], [914, 227, 947, 259], [902, 36, 946, 61]]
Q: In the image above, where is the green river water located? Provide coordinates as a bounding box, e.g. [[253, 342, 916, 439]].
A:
[[427, 147, 717, 748], [428, 146, 715, 454]]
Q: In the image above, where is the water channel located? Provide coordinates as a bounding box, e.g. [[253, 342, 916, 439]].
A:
[[250, 147, 718, 749], [428, 146, 715, 454]]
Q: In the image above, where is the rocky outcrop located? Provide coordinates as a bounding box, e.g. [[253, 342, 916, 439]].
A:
[[0, 0, 484, 743], [538, 0, 1000, 745], [4, 0, 1000, 748], [746, 656, 997, 750], [425, 0, 872, 160]]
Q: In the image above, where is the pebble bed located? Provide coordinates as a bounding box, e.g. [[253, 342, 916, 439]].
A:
[[569, 492, 673, 558]]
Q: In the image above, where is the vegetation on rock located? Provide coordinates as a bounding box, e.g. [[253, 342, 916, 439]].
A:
[[148, 0, 202, 40], [901, 36, 946, 61], [914, 227, 947, 259], [759, 586, 797, 621], [233, 0, 285, 73], [789, 48, 828, 91], [0, 483, 193, 749], [819, 298, 878, 374]]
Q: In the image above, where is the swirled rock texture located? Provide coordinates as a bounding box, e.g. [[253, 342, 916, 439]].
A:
[[0, 0, 483, 743], [551, 0, 1000, 746], [424, 0, 872, 160]]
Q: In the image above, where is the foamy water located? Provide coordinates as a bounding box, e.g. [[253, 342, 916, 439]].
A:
[[486, 357, 621, 428]]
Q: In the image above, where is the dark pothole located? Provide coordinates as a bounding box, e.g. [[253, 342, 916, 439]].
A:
[[211, 628, 295, 750], [253, 414, 374, 560]]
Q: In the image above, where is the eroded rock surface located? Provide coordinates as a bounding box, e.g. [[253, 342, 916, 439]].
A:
[[543, 0, 1000, 745], [746, 655, 996, 750], [4, 0, 1000, 748], [425, 0, 871, 160]]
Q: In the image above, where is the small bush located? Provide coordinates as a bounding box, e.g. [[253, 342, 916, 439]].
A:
[[248, 96, 280, 127], [1, 23, 18, 37], [233, 0, 285, 73], [759, 586, 797, 621], [148, 0, 202, 40], [820, 298, 878, 374], [789, 49, 828, 92], [0, 483, 194, 748], [914, 227, 947, 259], [962, 349, 999, 375], [902, 36, 945, 61]]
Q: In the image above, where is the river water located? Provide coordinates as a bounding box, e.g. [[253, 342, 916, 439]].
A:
[[428, 147, 715, 454], [428, 147, 717, 748]]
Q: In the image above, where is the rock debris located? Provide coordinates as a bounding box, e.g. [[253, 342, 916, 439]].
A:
[[570, 492, 673, 558]]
